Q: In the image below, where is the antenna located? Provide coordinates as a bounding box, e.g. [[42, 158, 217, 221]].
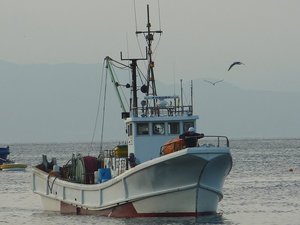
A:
[[136, 4, 162, 98], [180, 79, 183, 115], [191, 80, 193, 114], [173, 63, 176, 96]]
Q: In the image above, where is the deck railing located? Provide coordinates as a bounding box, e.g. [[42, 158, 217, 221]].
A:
[[198, 135, 230, 148], [160, 135, 230, 156]]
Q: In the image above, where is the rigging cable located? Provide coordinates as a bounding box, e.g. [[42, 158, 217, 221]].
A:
[[109, 60, 130, 109], [134, 2, 163, 77], [133, 1, 148, 72], [109, 57, 130, 68], [136, 65, 147, 84], [90, 59, 106, 152], [136, 33, 148, 73], [152, 34, 162, 61], [99, 65, 109, 152], [152, 0, 163, 62], [133, 0, 138, 32], [158, 0, 162, 31]]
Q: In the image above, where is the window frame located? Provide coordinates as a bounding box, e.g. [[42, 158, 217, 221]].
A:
[[136, 123, 149, 135], [168, 122, 180, 135], [153, 123, 165, 135]]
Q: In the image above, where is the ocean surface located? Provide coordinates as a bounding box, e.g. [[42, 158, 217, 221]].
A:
[[0, 139, 299, 225]]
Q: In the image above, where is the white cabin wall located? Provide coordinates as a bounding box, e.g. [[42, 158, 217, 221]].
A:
[[126, 116, 198, 164], [128, 135, 178, 163]]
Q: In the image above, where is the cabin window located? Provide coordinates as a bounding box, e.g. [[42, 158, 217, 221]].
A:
[[183, 121, 194, 132], [153, 123, 165, 135], [168, 122, 180, 134], [137, 123, 149, 135], [127, 123, 132, 136]]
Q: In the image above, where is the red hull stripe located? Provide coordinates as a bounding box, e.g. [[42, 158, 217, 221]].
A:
[[60, 202, 215, 218]]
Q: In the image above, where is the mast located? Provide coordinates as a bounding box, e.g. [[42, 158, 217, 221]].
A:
[[121, 53, 147, 117], [136, 5, 162, 110]]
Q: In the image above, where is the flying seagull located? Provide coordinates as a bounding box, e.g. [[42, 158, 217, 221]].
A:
[[228, 61, 244, 71], [203, 79, 224, 86]]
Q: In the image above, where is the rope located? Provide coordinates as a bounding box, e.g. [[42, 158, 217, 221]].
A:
[[47, 173, 59, 194]]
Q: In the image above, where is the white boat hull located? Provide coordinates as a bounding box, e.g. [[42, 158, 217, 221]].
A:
[[32, 147, 232, 217]]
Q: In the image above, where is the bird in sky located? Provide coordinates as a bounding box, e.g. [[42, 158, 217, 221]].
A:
[[228, 61, 244, 71], [203, 79, 224, 86]]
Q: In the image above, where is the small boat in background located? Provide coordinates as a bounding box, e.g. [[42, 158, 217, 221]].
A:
[[0, 146, 27, 171], [0, 162, 27, 171], [0, 146, 10, 164]]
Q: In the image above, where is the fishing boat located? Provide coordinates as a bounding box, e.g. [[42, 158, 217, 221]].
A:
[[0, 162, 27, 171], [32, 5, 232, 217], [0, 146, 10, 164], [0, 146, 27, 171]]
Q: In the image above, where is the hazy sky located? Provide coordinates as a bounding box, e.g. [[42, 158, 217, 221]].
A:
[[1, 0, 300, 92], [1, 0, 300, 143]]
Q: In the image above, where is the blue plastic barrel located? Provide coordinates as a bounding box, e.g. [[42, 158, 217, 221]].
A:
[[98, 168, 112, 183]]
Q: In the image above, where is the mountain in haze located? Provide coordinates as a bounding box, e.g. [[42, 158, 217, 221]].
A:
[[0, 60, 299, 143]]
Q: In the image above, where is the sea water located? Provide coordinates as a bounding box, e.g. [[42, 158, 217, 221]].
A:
[[0, 139, 299, 225]]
